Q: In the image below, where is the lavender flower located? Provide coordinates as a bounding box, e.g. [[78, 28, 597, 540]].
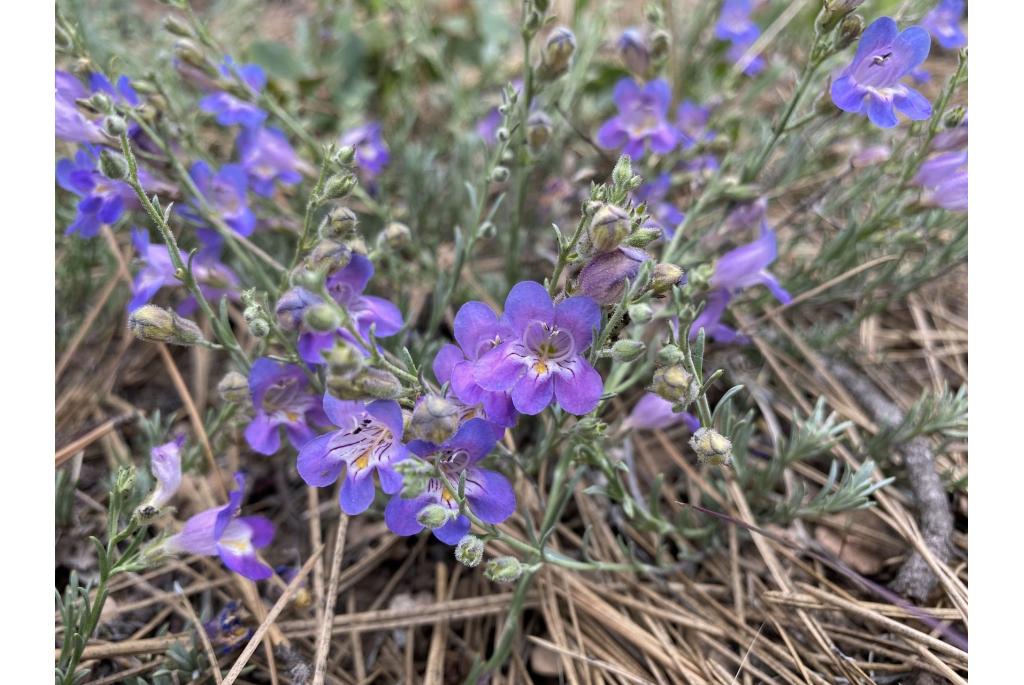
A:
[[595, 78, 679, 160], [618, 28, 650, 78], [297, 395, 408, 515], [622, 393, 700, 432], [432, 301, 517, 428], [245, 358, 328, 455], [237, 126, 303, 197], [384, 418, 514, 544], [578, 246, 649, 305], [55, 70, 106, 144], [129, 228, 239, 314], [473, 281, 603, 415], [294, 254, 404, 364], [913, 151, 967, 212], [634, 173, 684, 237], [164, 473, 275, 580], [922, 0, 966, 50], [56, 147, 136, 237], [144, 435, 184, 510], [199, 59, 267, 129], [340, 123, 390, 178], [830, 17, 932, 129], [691, 224, 791, 343], [185, 161, 256, 236], [715, 0, 765, 75]]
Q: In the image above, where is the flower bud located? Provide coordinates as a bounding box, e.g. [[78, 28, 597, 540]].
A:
[[612, 155, 633, 188], [290, 264, 326, 291], [128, 305, 206, 346], [248, 318, 270, 338], [417, 504, 455, 529], [496, 126, 510, 143], [657, 344, 685, 365], [540, 27, 576, 78], [627, 302, 654, 324], [243, 304, 271, 338], [652, 364, 699, 406], [816, 0, 865, 33], [334, 145, 356, 165], [173, 38, 209, 71], [103, 114, 127, 137], [322, 173, 357, 200], [577, 246, 648, 305], [395, 458, 434, 498], [329, 366, 403, 401], [115, 464, 136, 497], [490, 166, 510, 183], [88, 92, 112, 113], [304, 303, 341, 332], [588, 203, 631, 253], [484, 556, 524, 583], [624, 227, 661, 248], [455, 535, 485, 567], [649, 29, 671, 63], [306, 238, 352, 273], [651, 263, 684, 293], [410, 394, 462, 444], [689, 427, 733, 466], [275, 287, 319, 331], [322, 206, 359, 240], [835, 14, 864, 51], [162, 14, 193, 37], [618, 28, 650, 78], [217, 370, 250, 404], [381, 221, 412, 249], [526, 111, 553, 153], [611, 339, 646, 363], [99, 149, 128, 180], [323, 339, 364, 375]]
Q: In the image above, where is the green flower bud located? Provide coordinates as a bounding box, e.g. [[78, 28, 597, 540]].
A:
[[624, 227, 662, 248], [304, 303, 341, 332], [323, 339, 364, 374], [491, 166, 510, 183], [417, 504, 454, 530], [651, 263, 684, 293], [656, 344, 685, 366], [627, 302, 654, 324], [540, 27, 576, 79], [410, 394, 462, 444], [611, 339, 646, 363], [322, 206, 359, 240], [649, 29, 671, 63], [496, 126, 510, 143], [334, 145, 356, 165], [88, 92, 112, 114], [248, 318, 270, 338], [835, 14, 864, 51], [484, 556, 524, 584], [173, 38, 209, 71], [128, 305, 207, 346], [217, 370, 250, 404], [99, 149, 128, 180], [455, 535, 485, 567], [306, 238, 352, 273], [243, 304, 271, 338], [291, 264, 326, 291], [329, 366, 404, 401], [103, 114, 127, 137], [382, 221, 412, 250], [689, 427, 733, 466], [115, 464, 136, 497], [322, 173, 357, 200], [588, 203, 631, 253], [162, 14, 193, 38], [526, 111, 553, 153], [652, 364, 699, 406], [612, 155, 633, 188], [718, 179, 762, 202]]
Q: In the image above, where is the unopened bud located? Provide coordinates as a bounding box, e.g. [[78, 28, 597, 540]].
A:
[[484, 556, 524, 583], [835, 14, 864, 50], [625, 227, 661, 248], [649, 29, 671, 63], [816, 0, 865, 33], [627, 302, 654, 324], [322, 173, 357, 200], [173, 38, 208, 70], [329, 366, 403, 401], [103, 114, 127, 137], [612, 155, 633, 188], [217, 370, 250, 403], [651, 263, 684, 293], [689, 427, 732, 466], [588, 204, 631, 253], [162, 14, 193, 38], [611, 339, 646, 363], [88, 92, 112, 114], [490, 166, 510, 183], [718, 180, 762, 202], [417, 504, 454, 530], [334, 145, 356, 165], [128, 305, 206, 346], [526, 111, 553, 153], [495, 126, 510, 143], [455, 535, 485, 567], [382, 221, 412, 249], [540, 27, 576, 78], [115, 465, 136, 497], [618, 28, 650, 78], [652, 363, 699, 406], [304, 303, 341, 332], [322, 206, 359, 240], [306, 238, 352, 273], [410, 395, 462, 444], [248, 318, 270, 337], [323, 340, 364, 375], [657, 344, 685, 365], [99, 149, 128, 180]]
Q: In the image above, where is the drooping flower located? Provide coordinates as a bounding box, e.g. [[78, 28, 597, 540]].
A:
[[922, 0, 966, 50], [830, 17, 932, 129], [293, 254, 404, 365], [715, 0, 765, 75], [55, 70, 107, 144], [618, 28, 651, 78], [577, 246, 650, 305], [165, 473, 275, 580], [634, 173, 685, 237], [474, 281, 604, 416], [297, 394, 408, 515], [691, 224, 791, 343], [622, 393, 700, 432], [128, 227, 240, 314], [56, 146, 137, 237], [184, 161, 256, 236], [432, 301, 517, 428], [595, 78, 679, 160], [913, 150, 967, 212], [199, 58, 267, 129], [237, 126, 303, 197], [143, 435, 184, 510], [384, 418, 515, 544], [245, 358, 328, 455], [340, 123, 390, 178]]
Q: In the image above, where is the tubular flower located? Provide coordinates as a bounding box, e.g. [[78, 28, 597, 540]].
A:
[[244, 358, 328, 455], [596, 78, 679, 160]]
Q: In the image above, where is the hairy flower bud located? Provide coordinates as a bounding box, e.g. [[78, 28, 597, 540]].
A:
[[624, 227, 662, 248], [173, 38, 209, 71], [321, 206, 359, 240], [217, 370, 250, 404], [88, 92, 112, 114], [618, 28, 650, 78], [526, 111, 553, 153], [490, 165, 510, 183], [835, 14, 864, 50], [334, 145, 356, 165], [128, 305, 206, 346], [455, 535, 485, 567], [540, 27, 576, 78], [382, 221, 412, 249], [103, 114, 127, 137], [99, 149, 128, 180], [611, 339, 646, 363], [657, 344, 685, 366], [484, 556, 524, 584], [329, 366, 403, 401], [243, 304, 271, 338], [649, 29, 671, 63], [322, 173, 357, 200], [588, 203, 631, 253], [627, 302, 654, 324], [651, 263, 684, 293], [410, 395, 462, 444], [162, 14, 193, 38], [689, 427, 733, 466], [611, 155, 634, 189], [417, 504, 455, 529], [817, 0, 865, 33], [651, 363, 699, 407], [304, 303, 341, 332], [306, 238, 352, 273]]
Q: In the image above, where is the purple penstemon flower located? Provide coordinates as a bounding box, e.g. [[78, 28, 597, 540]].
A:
[[913, 150, 967, 212], [691, 223, 791, 343], [340, 123, 390, 178], [55, 70, 106, 144], [56, 146, 137, 237], [297, 394, 408, 514], [184, 161, 256, 236], [715, 0, 765, 75], [830, 17, 932, 129], [291, 254, 404, 365], [144, 435, 184, 510], [164, 473, 275, 580], [595, 78, 679, 160], [473, 281, 604, 416], [199, 58, 268, 129], [432, 301, 517, 428], [634, 173, 684, 238], [922, 0, 966, 50], [245, 358, 329, 455], [237, 126, 304, 197], [578, 246, 650, 306], [622, 393, 700, 432], [129, 227, 240, 314], [384, 418, 515, 544]]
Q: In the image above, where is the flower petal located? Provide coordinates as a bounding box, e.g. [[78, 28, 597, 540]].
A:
[[465, 468, 515, 524], [503, 281, 554, 333], [297, 433, 343, 487], [511, 370, 554, 415], [552, 357, 603, 415], [245, 414, 281, 455], [473, 341, 528, 392], [340, 471, 376, 515], [433, 515, 471, 545], [384, 493, 431, 536], [554, 296, 602, 352]]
